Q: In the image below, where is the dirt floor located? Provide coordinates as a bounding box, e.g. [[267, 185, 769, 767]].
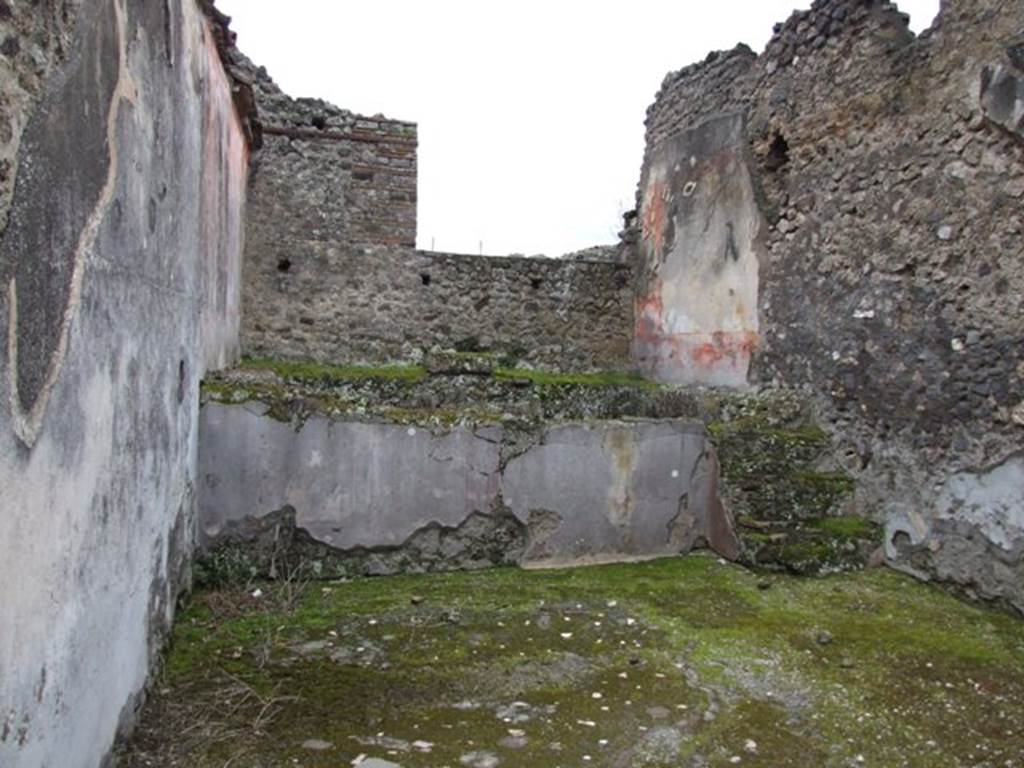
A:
[[117, 555, 1024, 768]]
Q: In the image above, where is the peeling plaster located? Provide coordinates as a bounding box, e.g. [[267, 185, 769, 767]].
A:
[[198, 404, 728, 568], [5, 0, 135, 448], [632, 113, 764, 387]]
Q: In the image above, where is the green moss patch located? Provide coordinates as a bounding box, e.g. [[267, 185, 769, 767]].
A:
[[203, 358, 673, 429], [119, 556, 1024, 768], [240, 356, 428, 384], [810, 515, 878, 540], [493, 367, 661, 389], [704, 391, 876, 574]]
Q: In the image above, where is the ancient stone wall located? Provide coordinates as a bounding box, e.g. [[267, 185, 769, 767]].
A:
[[243, 62, 416, 249], [239, 64, 633, 371], [243, 243, 634, 371], [633, 0, 1024, 610], [0, 1, 249, 766]]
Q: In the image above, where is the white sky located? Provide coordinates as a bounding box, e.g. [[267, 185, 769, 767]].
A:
[[219, 1, 941, 256]]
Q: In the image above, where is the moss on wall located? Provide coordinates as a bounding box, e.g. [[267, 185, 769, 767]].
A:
[[201, 361, 879, 575], [704, 391, 879, 574]]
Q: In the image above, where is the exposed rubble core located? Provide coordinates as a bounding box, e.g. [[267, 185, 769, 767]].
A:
[[239, 54, 416, 248], [630, 0, 1024, 611], [242, 244, 634, 372], [236, 64, 635, 372]]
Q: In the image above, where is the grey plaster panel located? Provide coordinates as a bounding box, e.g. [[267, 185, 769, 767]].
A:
[[199, 403, 502, 549], [935, 454, 1024, 552], [198, 408, 718, 568], [502, 421, 711, 564]]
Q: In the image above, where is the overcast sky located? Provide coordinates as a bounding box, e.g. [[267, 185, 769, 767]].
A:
[[219, 1, 941, 257]]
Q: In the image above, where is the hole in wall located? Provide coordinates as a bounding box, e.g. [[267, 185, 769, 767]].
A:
[[311, 115, 327, 130], [176, 360, 186, 404], [420, 272, 431, 286], [530, 277, 542, 290], [1, 35, 20, 57], [454, 336, 483, 353], [162, 0, 174, 66], [890, 530, 913, 555], [764, 133, 790, 172], [277, 257, 292, 273]]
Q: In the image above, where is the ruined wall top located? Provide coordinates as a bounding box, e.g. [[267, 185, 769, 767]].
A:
[[643, 0, 919, 157], [631, 0, 1024, 608], [236, 55, 418, 248]]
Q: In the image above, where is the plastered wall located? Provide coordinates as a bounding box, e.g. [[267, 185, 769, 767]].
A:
[[0, 1, 248, 765]]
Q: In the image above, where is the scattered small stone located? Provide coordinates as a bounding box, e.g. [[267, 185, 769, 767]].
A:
[[840, 656, 856, 669], [757, 580, 773, 591], [410, 595, 424, 605], [1011, 402, 1024, 427], [356, 759, 403, 768], [631, 727, 686, 764], [460, 749, 500, 767], [816, 630, 833, 645], [302, 738, 333, 751], [499, 733, 528, 749], [744, 738, 758, 753]]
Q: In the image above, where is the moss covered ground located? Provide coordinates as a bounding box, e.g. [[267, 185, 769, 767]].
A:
[[119, 555, 1024, 768]]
